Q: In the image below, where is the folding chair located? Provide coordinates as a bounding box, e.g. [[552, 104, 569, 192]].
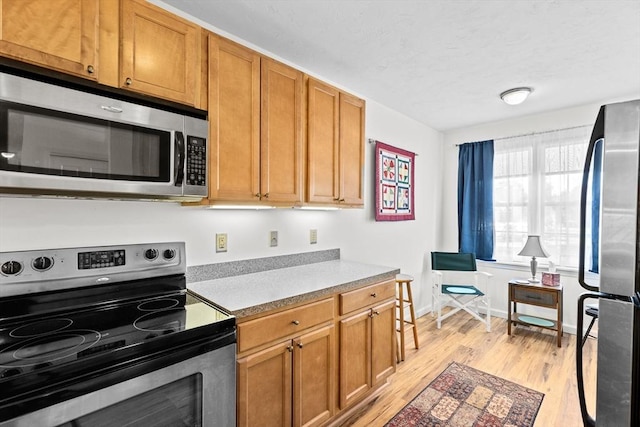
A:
[[431, 252, 492, 331]]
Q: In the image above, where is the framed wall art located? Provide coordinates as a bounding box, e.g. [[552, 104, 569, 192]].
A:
[[375, 140, 415, 221]]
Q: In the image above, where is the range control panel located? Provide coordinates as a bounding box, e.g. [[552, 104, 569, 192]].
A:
[[0, 242, 186, 298], [78, 249, 126, 270]]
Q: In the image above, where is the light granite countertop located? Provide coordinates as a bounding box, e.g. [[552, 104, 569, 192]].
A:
[[188, 259, 399, 318]]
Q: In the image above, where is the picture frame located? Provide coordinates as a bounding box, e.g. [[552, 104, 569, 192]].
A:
[[375, 140, 415, 221]]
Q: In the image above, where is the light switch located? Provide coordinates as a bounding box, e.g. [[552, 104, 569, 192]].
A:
[[270, 230, 278, 247], [310, 229, 318, 244]]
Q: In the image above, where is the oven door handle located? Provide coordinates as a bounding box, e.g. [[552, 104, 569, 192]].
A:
[[174, 131, 185, 187]]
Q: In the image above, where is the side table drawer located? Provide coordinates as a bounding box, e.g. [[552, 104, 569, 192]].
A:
[[513, 288, 556, 306]]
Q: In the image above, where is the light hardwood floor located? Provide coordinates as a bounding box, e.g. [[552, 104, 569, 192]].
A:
[[349, 311, 597, 426]]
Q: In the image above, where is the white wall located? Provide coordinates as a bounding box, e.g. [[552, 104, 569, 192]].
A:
[[0, 98, 442, 316], [440, 99, 633, 334]]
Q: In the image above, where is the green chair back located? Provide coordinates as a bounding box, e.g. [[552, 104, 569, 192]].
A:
[[431, 252, 477, 272]]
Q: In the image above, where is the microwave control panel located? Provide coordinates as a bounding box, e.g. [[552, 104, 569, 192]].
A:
[[186, 136, 206, 187]]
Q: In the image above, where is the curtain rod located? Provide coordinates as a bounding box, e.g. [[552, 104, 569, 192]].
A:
[[454, 124, 591, 146]]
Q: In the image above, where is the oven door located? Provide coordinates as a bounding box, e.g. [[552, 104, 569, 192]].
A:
[[0, 342, 236, 427]]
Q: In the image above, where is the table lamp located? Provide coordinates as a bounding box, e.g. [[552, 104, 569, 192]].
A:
[[518, 235, 550, 283]]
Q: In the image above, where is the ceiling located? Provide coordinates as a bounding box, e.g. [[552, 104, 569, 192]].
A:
[[158, 0, 640, 132]]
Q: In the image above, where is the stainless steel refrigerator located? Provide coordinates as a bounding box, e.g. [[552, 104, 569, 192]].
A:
[[577, 99, 640, 426]]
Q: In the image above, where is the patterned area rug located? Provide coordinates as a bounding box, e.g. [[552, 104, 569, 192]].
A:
[[385, 362, 544, 427]]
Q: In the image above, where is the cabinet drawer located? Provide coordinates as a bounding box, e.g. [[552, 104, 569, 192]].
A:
[[340, 280, 395, 315], [238, 298, 334, 353], [513, 288, 557, 306]]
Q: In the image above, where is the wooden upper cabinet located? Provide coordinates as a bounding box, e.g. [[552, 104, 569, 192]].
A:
[[120, 0, 200, 106], [205, 44, 303, 206], [307, 78, 340, 204], [306, 78, 365, 207], [208, 35, 261, 202], [339, 93, 365, 206], [0, 0, 99, 80], [261, 58, 304, 204]]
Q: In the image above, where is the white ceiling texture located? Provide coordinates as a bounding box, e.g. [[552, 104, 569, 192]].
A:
[[159, 0, 640, 132]]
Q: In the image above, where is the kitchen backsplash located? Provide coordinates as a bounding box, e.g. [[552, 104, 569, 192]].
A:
[[186, 248, 340, 283]]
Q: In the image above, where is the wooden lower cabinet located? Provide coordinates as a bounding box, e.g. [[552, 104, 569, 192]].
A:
[[294, 326, 335, 427], [237, 279, 396, 426], [237, 324, 335, 427], [238, 340, 292, 426], [339, 299, 395, 408]]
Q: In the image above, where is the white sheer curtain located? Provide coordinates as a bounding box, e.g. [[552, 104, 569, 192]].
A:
[[493, 125, 592, 268]]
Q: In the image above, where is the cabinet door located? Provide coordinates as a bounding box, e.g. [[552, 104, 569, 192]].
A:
[[339, 309, 372, 409], [237, 341, 292, 427], [339, 93, 365, 206], [261, 58, 304, 203], [371, 299, 396, 386], [120, 0, 200, 106], [208, 35, 261, 202], [293, 325, 335, 427], [0, 0, 98, 80], [307, 78, 339, 204]]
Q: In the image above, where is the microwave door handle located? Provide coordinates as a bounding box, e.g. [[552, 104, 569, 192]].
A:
[[576, 292, 598, 427], [578, 106, 605, 292], [174, 131, 185, 186]]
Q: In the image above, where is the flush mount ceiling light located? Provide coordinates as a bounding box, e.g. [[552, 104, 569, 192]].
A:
[[500, 87, 532, 105]]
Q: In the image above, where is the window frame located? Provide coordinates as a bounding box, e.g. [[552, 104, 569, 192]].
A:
[[492, 125, 592, 270]]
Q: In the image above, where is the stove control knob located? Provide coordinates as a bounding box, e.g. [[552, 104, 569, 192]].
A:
[[32, 256, 54, 271], [1, 260, 23, 276], [163, 249, 176, 260], [144, 249, 159, 261]]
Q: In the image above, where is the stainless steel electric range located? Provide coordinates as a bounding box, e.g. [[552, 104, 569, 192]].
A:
[[0, 242, 236, 427]]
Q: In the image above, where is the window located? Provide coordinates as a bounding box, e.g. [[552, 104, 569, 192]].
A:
[[493, 126, 592, 269]]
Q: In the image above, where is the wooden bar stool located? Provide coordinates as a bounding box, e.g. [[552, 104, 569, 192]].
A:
[[396, 273, 419, 362]]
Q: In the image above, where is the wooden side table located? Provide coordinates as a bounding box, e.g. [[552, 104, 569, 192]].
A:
[[508, 280, 563, 347]]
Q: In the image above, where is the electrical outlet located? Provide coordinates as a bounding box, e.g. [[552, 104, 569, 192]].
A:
[[270, 230, 278, 247], [310, 229, 318, 244], [216, 233, 227, 253]]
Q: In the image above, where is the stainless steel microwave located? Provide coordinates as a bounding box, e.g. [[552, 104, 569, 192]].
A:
[[0, 72, 208, 201]]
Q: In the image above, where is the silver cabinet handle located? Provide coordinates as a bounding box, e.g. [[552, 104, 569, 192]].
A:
[[292, 320, 300, 325]]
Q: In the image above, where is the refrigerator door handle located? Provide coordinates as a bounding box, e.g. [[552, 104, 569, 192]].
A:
[[632, 291, 640, 308], [576, 292, 600, 427], [578, 106, 605, 292]]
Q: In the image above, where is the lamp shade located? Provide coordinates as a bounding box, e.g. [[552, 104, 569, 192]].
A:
[[518, 235, 550, 258]]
